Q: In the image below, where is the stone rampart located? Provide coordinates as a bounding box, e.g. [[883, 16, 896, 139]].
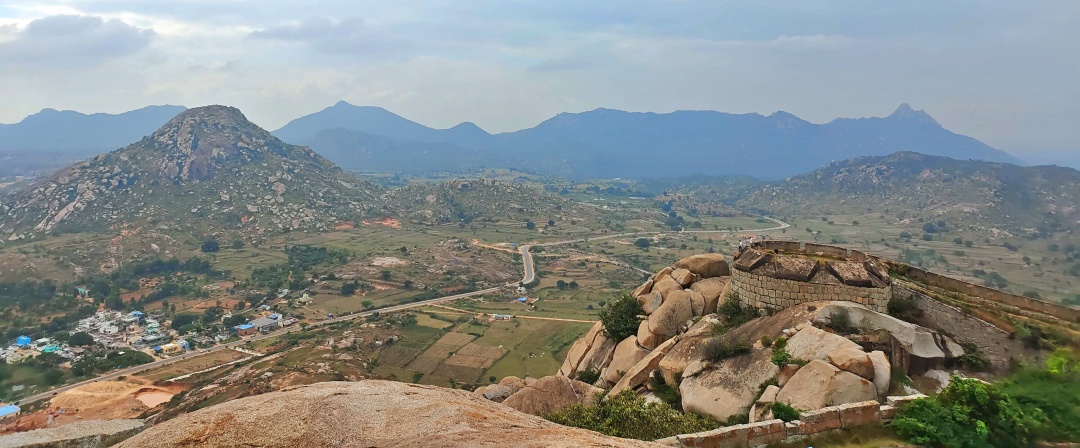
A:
[[659, 396, 924, 448], [888, 262, 1080, 323], [730, 268, 890, 313], [894, 286, 1024, 370]]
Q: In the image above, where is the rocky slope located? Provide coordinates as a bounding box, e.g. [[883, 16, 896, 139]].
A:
[[0, 106, 377, 240], [117, 380, 659, 448]]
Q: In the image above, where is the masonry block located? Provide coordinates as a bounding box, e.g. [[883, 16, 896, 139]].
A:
[[798, 407, 841, 434], [837, 401, 881, 428], [746, 420, 786, 447]]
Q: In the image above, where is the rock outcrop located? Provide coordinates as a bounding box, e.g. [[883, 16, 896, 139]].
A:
[[601, 337, 651, 384], [501, 375, 603, 416], [775, 359, 877, 410], [0, 420, 144, 448], [117, 381, 660, 448]]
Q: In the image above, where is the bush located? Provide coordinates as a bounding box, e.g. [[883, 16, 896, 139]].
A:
[[704, 338, 751, 362], [68, 331, 94, 346], [998, 349, 1080, 443], [887, 295, 924, 322], [771, 402, 800, 422], [958, 342, 991, 372], [576, 368, 601, 385], [827, 310, 856, 334], [714, 294, 757, 333], [545, 389, 717, 440], [598, 293, 644, 341], [200, 239, 220, 252], [892, 377, 1043, 447], [649, 370, 681, 408], [770, 337, 806, 367]]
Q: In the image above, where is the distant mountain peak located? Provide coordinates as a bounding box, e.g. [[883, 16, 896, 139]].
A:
[[888, 103, 940, 127]]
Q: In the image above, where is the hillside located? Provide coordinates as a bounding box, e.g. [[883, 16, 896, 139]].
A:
[[740, 152, 1080, 233], [0, 105, 187, 157], [274, 102, 1021, 179], [0, 106, 378, 240], [299, 128, 504, 174]]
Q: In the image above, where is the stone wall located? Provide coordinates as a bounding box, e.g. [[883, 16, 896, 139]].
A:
[[895, 286, 1024, 370], [888, 262, 1080, 323], [659, 395, 926, 448], [730, 268, 890, 313]]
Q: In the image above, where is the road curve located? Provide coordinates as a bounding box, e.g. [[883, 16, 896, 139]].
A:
[[22, 217, 788, 405]]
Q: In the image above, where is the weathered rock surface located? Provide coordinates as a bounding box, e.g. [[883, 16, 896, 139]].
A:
[[0, 420, 145, 448], [687, 290, 706, 316], [784, 325, 862, 362], [632, 279, 654, 297], [749, 385, 780, 423], [638, 320, 662, 350], [680, 349, 779, 421], [557, 322, 604, 377], [827, 347, 876, 380], [117, 381, 660, 447], [608, 337, 680, 397], [673, 254, 730, 278], [602, 336, 651, 384], [501, 375, 603, 416], [648, 290, 693, 338], [652, 275, 683, 296], [474, 376, 527, 402], [689, 277, 728, 315], [814, 302, 963, 359], [637, 291, 664, 315], [577, 332, 617, 376], [671, 268, 695, 286], [775, 360, 877, 411], [868, 350, 891, 398]]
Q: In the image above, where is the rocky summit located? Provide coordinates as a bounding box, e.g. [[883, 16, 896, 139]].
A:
[[0, 106, 376, 239]]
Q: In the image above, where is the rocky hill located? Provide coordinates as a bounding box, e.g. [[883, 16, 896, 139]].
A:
[[740, 151, 1080, 232], [0, 106, 378, 240]]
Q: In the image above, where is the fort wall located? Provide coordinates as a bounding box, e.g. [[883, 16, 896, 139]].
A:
[[730, 268, 890, 313]]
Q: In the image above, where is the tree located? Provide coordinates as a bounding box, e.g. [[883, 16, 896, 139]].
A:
[[201, 239, 220, 252], [598, 293, 644, 340], [69, 331, 94, 346], [170, 313, 200, 330], [556, 280, 568, 289], [224, 315, 246, 328], [231, 239, 245, 250], [899, 231, 913, 240], [362, 300, 374, 310], [341, 281, 359, 296], [634, 238, 651, 250], [43, 369, 64, 385], [893, 377, 1042, 448], [525, 221, 536, 230], [403, 280, 414, 289], [381, 270, 392, 281], [548, 219, 555, 227]]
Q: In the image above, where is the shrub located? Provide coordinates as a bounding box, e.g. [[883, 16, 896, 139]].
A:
[[771, 402, 800, 422], [958, 342, 991, 372], [545, 389, 717, 440], [200, 239, 220, 252], [770, 337, 806, 367], [827, 309, 856, 334], [715, 294, 757, 332], [998, 349, 1080, 443], [704, 338, 751, 362], [650, 370, 681, 407], [576, 368, 601, 385], [892, 377, 1043, 447], [887, 295, 924, 322], [759, 336, 773, 348], [598, 293, 644, 341]]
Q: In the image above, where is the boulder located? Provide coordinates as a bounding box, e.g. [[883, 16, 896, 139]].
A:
[[502, 375, 603, 416], [690, 277, 728, 315], [601, 336, 651, 384], [673, 253, 731, 278], [632, 279, 654, 297], [868, 350, 891, 398], [557, 322, 605, 377], [775, 360, 877, 411], [608, 336, 680, 397], [827, 348, 876, 380], [784, 325, 862, 362], [637, 320, 662, 350], [680, 348, 779, 422], [652, 266, 674, 282], [499, 376, 527, 389], [814, 302, 964, 359], [657, 330, 711, 385], [0, 420, 145, 448], [474, 382, 522, 402], [671, 268, 696, 286], [652, 275, 683, 296], [777, 363, 801, 388], [637, 291, 664, 315], [648, 290, 693, 338], [687, 290, 706, 316], [577, 332, 617, 376], [749, 385, 780, 423], [116, 381, 659, 448]]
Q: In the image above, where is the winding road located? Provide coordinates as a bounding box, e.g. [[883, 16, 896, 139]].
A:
[[19, 216, 789, 406]]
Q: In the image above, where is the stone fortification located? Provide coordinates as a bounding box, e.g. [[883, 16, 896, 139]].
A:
[[730, 242, 891, 313]]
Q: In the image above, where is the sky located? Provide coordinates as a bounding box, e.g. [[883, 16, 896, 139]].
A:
[[0, 1, 1076, 163]]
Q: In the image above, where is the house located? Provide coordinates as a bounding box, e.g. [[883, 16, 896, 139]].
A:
[[281, 317, 299, 327], [234, 323, 257, 337], [516, 297, 528, 303], [250, 317, 280, 333], [14, 336, 31, 347], [160, 343, 182, 355], [491, 314, 513, 321]]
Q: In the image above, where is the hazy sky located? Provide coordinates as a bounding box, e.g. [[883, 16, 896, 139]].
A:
[[0, 1, 1076, 161]]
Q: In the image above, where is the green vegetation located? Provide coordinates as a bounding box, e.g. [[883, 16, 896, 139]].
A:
[[998, 349, 1080, 443], [712, 294, 758, 334], [70, 350, 154, 377], [704, 338, 751, 361], [827, 309, 856, 334], [887, 294, 923, 322], [957, 342, 991, 372], [545, 389, 716, 440], [576, 368, 600, 385], [771, 402, 800, 422], [892, 377, 1043, 448], [649, 370, 681, 407], [770, 337, 806, 367], [598, 293, 643, 341]]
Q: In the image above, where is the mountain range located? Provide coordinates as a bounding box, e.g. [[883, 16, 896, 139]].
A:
[[0, 102, 1026, 180], [0, 106, 376, 240]]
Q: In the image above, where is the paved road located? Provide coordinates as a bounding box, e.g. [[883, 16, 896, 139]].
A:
[[21, 216, 789, 405]]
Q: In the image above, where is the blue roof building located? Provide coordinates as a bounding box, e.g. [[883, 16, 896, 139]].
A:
[[14, 336, 31, 347], [516, 297, 528, 303], [0, 404, 20, 419], [235, 323, 255, 331]]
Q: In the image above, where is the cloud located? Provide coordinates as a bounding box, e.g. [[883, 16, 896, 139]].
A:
[[249, 17, 412, 58], [0, 14, 154, 67]]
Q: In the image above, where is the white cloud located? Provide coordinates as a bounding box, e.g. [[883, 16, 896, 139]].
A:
[[0, 14, 154, 68]]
